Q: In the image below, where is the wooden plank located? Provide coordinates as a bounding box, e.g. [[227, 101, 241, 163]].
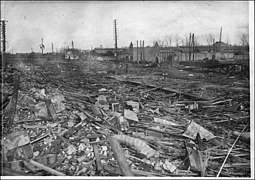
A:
[[93, 144, 103, 173], [109, 77, 209, 101], [28, 159, 65, 176]]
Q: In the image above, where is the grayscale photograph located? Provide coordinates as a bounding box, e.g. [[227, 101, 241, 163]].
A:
[[0, 0, 254, 178]]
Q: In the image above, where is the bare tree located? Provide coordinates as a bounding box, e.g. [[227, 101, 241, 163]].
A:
[[174, 34, 181, 47], [162, 34, 174, 47], [239, 33, 249, 60], [226, 33, 230, 45], [194, 35, 200, 46], [152, 40, 157, 47], [180, 38, 185, 46], [184, 34, 189, 46], [158, 39, 164, 47], [239, 33, 249, 47], [163, 38, 169, 47], [167, 34, 173, 47], [153, 39, 164, 47], [206, 33, 215, 46]]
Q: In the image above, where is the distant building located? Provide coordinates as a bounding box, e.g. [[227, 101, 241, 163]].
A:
[[92, 44, 133, 61], [132, 45, 159, 63], [130, 41, 248, 63], [90, 41, 249, 63], [132, 43, 181, 64]]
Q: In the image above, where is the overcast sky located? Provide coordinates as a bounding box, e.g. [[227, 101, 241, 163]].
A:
[[1, 1, 250, 53]]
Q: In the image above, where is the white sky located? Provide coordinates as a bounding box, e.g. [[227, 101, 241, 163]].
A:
[[1, 1, 250, 53]]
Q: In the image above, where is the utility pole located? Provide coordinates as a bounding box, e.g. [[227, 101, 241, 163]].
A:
[[72, 41, 74, 50], [39, 38, 45, 55], [52, 43, 54, 54], [219, 27, 222, 52], [137, 40, 138, 62], [192, 33, 195, 61], [0, 20, 7, 53], [90, 45, 92, 60], [113, 19, 118, 73], [189, 33, 191, 62], [213, 38, 215, 53], [143, 40, 145, 62], [140, 40, 142, 63]]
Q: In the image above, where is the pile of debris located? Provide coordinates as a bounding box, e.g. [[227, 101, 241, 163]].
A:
[[1, 60, 250, 177]]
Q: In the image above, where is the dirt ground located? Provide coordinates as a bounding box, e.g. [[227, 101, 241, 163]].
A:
[[1, 57, 251, 177]]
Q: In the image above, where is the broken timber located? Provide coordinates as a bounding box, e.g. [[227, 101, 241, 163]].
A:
[[179, 60, 249, 76], [108, 76, 209, 101]]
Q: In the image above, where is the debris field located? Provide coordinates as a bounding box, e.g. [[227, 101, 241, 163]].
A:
[[1, 58, 251, 177]]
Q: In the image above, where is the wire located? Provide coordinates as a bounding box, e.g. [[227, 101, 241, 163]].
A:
[[216, 124, 248, 177]]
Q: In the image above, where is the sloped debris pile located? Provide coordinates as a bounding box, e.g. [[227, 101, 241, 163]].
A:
[[1, 60, 250, 177]]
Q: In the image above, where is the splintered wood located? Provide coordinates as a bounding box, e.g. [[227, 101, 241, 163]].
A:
[[1, 59, 251, 177]]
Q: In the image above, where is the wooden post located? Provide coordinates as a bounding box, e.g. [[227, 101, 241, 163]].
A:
[[137, 40, 139, 63], [143, 40, 145, 61], [72, 41, 74, 50], [192, 33, 195, 61], [189, 33, 191, 62], [219, 27, 222, 53], [140, 40, 142, 63], [1, 20, 7, 53], [93, 144, 103, 173], [114, 19, 118, 74], [40, 38, 44, 55]]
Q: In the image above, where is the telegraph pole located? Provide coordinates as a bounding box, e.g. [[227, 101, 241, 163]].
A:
[[72, 41, 74, 50], [192, 33, 195, 61], [137, 40, 139, 62], [42, 38, 44, 54], [219, 27, 222, 52], [90, 45, 92, 60], [143, 40, 145, 62], [39, 38, 45, 55], [188, 33, 191, 62], [114, 19, 118, 73], [1, 20, 7, 53], [52, 43, 54, 54], [140, 40, 142, 63]]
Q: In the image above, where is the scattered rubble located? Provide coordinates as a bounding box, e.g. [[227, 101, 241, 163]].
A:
[[1, 59, 250, 177]]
